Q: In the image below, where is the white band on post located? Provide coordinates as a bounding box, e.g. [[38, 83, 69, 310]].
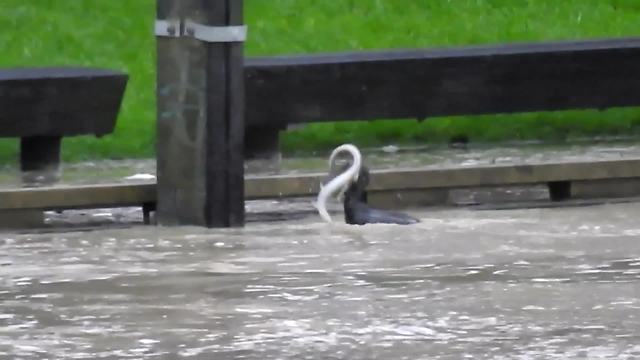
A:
[[155, 19, 247, 43], [154, 19, 181, 38]]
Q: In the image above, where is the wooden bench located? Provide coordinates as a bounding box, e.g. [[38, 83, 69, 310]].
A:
[[0, 67, 128, 183], [244, 38, 640, 156]]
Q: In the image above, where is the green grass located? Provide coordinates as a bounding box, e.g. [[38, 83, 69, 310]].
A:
[[1, 0, 640, 163]]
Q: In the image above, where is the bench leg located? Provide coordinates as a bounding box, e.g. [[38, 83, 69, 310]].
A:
[[548, 181, 572, 201], [20, 136, 61, 186], [245, 126, 281, 160], [142, 202, 156, 225]]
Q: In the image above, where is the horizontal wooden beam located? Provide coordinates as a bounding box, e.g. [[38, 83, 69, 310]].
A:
[[2, 158, 640, 211], [245, 158, 640, 198], [245, 38, 640, 127], [0, 183, 156, 211]]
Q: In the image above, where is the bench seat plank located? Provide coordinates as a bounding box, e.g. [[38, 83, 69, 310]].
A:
[[245, 38, 640, 127], [0, 67, 128, 137]]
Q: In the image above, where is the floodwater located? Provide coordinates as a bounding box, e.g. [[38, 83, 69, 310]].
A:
[[1, 142, 640, 359], [2, 204, 640, 359]]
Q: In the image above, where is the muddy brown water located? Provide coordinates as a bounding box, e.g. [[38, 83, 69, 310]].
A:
[[2, 204, 640, 359], [1, 142, 640, 359]]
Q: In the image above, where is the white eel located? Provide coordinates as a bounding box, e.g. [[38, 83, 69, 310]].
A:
[[314, 144, 362, 223]]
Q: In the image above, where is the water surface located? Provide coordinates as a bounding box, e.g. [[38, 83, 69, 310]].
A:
[[2, 203, 639, 359]]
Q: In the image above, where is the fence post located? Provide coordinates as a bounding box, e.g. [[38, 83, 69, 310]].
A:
[[156, 0, 245, 227]]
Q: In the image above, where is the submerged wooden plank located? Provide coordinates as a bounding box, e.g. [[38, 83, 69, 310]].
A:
[[245, 158, 640, 198], [571, 178, 640, 199], [2, 158, 640, 211], [0, 183, 156, 211], [245, 38, 640, 127], [0, 209, 44, 228]]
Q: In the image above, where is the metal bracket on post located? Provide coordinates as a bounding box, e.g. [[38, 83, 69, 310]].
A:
[[154, 19, 181, 38], [155, 19, 247, 43]]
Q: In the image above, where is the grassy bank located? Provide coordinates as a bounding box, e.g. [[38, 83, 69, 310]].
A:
[[1, 0, 639, 162]]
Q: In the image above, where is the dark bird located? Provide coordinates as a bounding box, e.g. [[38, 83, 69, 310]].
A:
[[342, 165, 419, 225], [316, 144, 419, 225]]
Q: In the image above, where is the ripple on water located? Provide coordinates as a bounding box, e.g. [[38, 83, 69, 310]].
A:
[[1, 199, 640, 358]]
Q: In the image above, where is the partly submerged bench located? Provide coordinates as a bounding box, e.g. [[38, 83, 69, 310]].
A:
[[0, 67, 128, 182], [244, 38, 640, 157]]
